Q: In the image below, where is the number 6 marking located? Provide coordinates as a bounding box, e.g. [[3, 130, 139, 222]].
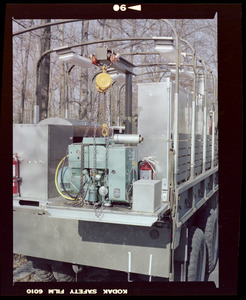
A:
[[120, 4, 126, 11]]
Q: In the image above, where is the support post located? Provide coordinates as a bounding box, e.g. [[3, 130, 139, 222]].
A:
[[125, 73, 132, 134], [202, 70, 207, 173], [33, 104, 39, 124], [211, 111, 215, 168]]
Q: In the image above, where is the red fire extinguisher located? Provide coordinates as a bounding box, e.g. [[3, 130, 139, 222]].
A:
[[139, 161, 153, 180], [13, 153, 20, 197]]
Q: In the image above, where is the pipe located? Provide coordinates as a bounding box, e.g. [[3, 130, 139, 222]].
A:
[[113, 134, 143, 144], [13, 19, 83, 37]]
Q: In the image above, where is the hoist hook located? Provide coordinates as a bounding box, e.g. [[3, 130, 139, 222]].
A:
[[101, 123, 108, 137]]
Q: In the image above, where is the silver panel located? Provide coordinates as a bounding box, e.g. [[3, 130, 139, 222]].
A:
[[177, 88, 192, 134], [137, 81, 171, 183], [138, 80, 194, 187], [14, 211, 171, 277], [195, 95, 204, 135], [13, 124, 73, 201]]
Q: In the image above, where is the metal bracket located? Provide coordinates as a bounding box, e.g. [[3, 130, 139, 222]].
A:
[[127, 252, 133, 282], [95, 47, 136, 75]]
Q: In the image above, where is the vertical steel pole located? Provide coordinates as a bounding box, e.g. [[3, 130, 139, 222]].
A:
[[118, 84, 125, 126], [173, 38, 180, 187], [34, 60, 40, 124], [190, 54, 197, 179], [211, 72, 216, 169], [161, 19, 180, 283], [179, 38, 197, 180], [125, 73, 132, 134], [211, 111, 215, 168], [202, 64, 208, 173], [65, 67, 69, 119]]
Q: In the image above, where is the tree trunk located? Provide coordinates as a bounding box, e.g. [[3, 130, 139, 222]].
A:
[[79, 20, 89, 120], [38, 19, 51, 121], [59, 23, 66, 118], [20, 20, 33, 123]]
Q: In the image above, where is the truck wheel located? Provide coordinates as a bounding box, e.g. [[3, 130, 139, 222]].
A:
[[187, 226, 206, 281], [52, 263, 76, 282], [32, 261, 57, 282], [204, 209, 218, 273]]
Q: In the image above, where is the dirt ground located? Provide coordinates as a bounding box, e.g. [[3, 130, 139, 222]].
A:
[[13, 254, 128, 283], [13, 254, 218, 285], [13, 254, 41, 282]]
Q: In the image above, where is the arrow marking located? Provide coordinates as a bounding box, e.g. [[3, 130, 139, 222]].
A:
[[128, 4, 141, 11]]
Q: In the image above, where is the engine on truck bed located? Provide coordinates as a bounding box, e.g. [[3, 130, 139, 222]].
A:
[[56, 137, 139, 206]]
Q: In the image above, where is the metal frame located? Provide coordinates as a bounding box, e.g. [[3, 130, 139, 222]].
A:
[[30, 18, 218, 232]]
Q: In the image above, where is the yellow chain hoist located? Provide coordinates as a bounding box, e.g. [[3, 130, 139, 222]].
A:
[[95, 65, 111, 137], [95, 65, 112, 93]]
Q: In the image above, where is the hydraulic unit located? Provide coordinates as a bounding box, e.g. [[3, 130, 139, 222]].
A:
[[57, 137, 138, 205]]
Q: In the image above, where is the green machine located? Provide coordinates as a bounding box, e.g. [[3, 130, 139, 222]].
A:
[[57, 136, 139, 206]]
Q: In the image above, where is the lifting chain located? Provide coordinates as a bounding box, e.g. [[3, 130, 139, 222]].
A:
[[94, 90, 111, 217], [71, 93, 100, 207], [104, 91, 110, 187], [71, 66, 111, 216], [92, 96, 100, 214]]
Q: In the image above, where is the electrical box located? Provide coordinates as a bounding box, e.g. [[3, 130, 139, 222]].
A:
[[13, 124, 73, 201], [108, 146, 138, 202], [132, 180, 162, 213]]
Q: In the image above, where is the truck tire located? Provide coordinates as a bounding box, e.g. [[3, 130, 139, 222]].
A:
[[187, 226, 206, 281], [204, 209, 218, 273], [196, 207, 219, 274], [32, 261, 57, 282], [52, 263, 76, 282]]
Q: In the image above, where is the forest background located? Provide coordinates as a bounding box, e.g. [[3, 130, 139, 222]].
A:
[[12, 18, 217, 126]]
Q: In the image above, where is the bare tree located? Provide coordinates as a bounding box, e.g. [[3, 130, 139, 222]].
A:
[[18, 21, 32, 123], [13, 19, 35, 123], [12, 18, 217, 124], [59, 23, 66, 118], [79, 20, 90, 120], [37, 19, 51, 121]]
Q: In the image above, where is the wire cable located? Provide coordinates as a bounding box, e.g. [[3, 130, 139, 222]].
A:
[[55, 155, 77, 201]]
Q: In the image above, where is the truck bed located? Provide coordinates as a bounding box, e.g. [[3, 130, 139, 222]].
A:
[[14, 196, 169, 227]]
